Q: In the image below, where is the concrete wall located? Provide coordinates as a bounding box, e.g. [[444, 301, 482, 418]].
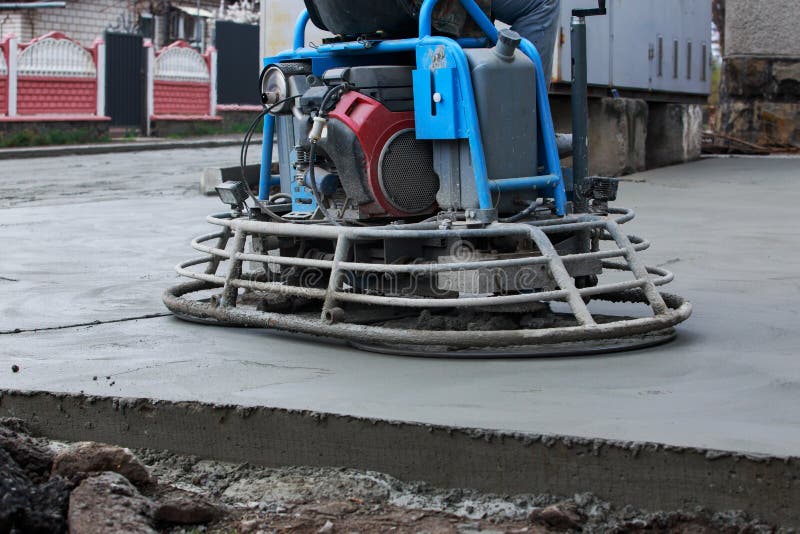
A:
[[553, 95, 702, 174], [718, 0, 800, 147], [646, 103, 702, 169], [4, 391, 800, 529], [260, 0, 330, 58], [725, 0, 800, 57]]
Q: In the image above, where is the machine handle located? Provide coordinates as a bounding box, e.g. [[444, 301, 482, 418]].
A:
[[572, 0, 606, 18]]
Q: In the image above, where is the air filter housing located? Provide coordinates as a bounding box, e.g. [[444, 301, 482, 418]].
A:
[[379, 129, 439, 214]]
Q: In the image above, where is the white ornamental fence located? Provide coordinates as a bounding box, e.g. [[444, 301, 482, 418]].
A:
[[0, 31, 105, 118], [0, 32, 221, 130], [145, 39, 217, 134], [0, 39, 7, 115]]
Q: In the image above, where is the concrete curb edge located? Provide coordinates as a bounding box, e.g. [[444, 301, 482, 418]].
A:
[[1, 389, 797, 527]]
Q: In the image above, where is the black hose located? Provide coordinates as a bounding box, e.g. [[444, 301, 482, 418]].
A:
[[303, 82, 349, 226], [308, 142, 342, 226], [269, 193, 292, 204], [238, 84, 346, 225], [318, 83, 349, 118], [238, 95, 299, 222], [240, 94, 297, 181], [239, 108, 267, 185], [498, 200, 540, 223]]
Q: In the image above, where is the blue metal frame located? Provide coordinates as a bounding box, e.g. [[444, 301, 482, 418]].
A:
[[258, 0, 566, 216]]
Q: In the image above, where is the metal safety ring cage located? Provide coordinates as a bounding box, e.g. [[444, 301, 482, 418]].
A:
[[163, 207, 692, 350]]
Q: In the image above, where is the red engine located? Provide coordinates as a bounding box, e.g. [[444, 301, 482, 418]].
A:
[[321, 91, 439, 219]]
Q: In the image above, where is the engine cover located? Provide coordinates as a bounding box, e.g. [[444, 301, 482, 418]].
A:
[[324, 91, 439, 218]]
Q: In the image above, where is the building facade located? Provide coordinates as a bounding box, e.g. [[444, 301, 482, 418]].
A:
[[0, 0, 249, 49]]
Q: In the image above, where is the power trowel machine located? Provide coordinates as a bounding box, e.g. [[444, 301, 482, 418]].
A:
[[164, 0, 691, 357]]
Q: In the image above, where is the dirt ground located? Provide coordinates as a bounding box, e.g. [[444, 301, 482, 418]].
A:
[[0, 415, 789, 533], [133, 447, 782, 533]]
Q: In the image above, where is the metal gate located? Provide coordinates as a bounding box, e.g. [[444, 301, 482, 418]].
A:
[[104, 32, 145, 129], [216, 21, 260, 105]]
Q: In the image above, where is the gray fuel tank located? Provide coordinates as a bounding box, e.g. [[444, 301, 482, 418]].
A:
[[464, 30, 537, 180]]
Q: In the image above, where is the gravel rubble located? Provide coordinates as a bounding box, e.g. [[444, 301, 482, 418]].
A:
[[0, 417, 791, 533]]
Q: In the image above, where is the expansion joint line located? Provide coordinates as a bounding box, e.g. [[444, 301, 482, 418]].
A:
[[0, 313, 172, 335]]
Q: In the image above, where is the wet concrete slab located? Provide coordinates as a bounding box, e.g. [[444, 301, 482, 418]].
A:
[[1, 150, 799, 457]]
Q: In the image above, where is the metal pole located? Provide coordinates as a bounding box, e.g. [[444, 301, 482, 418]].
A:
[[0, 2, 66, 8], [570, 15, 589, 214], [195, 0, 201, 49], [160, 0, 169, 48]]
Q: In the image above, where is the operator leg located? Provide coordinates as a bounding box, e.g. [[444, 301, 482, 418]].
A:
[[492, 0, 561, 86]]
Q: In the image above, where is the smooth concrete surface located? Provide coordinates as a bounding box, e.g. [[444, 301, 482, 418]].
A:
[[1, 150, 800, 457]]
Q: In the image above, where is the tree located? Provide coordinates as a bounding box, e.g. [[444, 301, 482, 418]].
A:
[[712, 0, 725, 55]]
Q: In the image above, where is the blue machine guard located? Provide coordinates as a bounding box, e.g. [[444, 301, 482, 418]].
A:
[[258, 0, 567, 216]]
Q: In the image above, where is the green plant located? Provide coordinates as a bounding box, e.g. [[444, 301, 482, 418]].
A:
[[0, 127, 110, 148], [708, 58, 722, 107], [155, 117, 257, 139]]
